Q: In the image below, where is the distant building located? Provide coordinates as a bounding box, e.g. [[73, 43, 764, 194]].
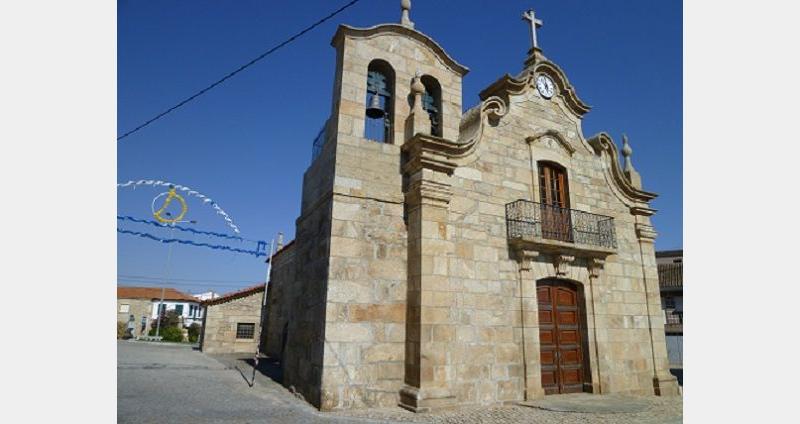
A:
[[117, 286, 203, 336], [656, 250, 683, 369], [193, 291, 221, 302], [199, 284, 265, 354]]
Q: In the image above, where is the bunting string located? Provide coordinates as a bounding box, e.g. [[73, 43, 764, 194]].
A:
[[117, 228, 267, 257], [118, 180, 241, 234], [116, 216, 267, 245]]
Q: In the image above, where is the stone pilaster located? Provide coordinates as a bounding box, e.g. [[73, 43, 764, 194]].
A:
[[586, 258, 605, 394], [634, 217, 680, 396], [399, 133, 460, 412], [515, 249, 545, 400]]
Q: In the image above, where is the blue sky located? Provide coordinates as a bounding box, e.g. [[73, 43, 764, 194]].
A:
[[117, 0, 682, 295]]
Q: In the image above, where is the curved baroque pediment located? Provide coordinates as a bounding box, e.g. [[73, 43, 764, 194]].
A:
[[477, 59, 591, 118], [332, 24, 469, 76], [587, 132, 658, 204]]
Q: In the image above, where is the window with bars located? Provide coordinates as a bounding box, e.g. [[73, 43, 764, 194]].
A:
[[236, 323, 255, 340], [119, 304, 130, 313]]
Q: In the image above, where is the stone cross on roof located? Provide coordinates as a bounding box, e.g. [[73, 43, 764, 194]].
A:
[[522, 9, 543, 49]]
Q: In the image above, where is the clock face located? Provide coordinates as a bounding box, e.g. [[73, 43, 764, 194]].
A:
[[536, 74, 555, 99]]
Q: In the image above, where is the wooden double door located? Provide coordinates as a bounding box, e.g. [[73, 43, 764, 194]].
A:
[[537, 280, 587, 394]]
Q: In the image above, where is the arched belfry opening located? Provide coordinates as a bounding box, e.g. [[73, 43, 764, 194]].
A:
[[420, 75, 442, 137], [364, 59, 395, 143], [536, 278, 592, 394]]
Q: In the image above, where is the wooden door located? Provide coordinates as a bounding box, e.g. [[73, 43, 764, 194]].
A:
[[538, 281, 585, 394], [538, 162, 572, 242]]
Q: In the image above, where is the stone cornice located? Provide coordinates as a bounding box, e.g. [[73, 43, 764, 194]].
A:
[[479, 73, 531, 100], [635, 223, 658, 242], [331, 24, 469, 76], [404, 179, 452, 208], [401, 133, 465, 175], [587, 132, 658, 204]]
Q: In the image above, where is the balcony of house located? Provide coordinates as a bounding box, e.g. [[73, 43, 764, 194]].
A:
[[658, 263, 683, 292], [664, 310, 683, 333], [505, 199, 617, 258]]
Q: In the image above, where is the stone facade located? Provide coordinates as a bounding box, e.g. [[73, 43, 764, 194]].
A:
[[265, 5, 678, 412], [200, 285, 265, 354]]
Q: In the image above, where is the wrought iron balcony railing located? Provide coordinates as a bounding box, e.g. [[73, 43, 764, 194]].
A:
[[505, 200, 617, 250], [665, 310, 683, 325], [658, 263, 683, 290]]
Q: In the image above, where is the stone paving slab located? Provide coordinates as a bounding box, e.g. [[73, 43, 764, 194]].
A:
[[519, 393, 650, 413]]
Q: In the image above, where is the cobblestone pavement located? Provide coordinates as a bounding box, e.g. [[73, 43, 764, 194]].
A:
[[328, 395, 682, 424], [119, 341, 681, 424]]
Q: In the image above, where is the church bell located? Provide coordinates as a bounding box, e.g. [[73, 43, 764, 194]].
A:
[[366, 93, 385, 119]]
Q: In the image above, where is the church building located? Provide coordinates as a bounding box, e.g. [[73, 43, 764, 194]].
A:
[[264, 1, 680, 412]]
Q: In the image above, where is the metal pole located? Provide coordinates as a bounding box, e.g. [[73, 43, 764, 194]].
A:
[[155, 224, 177, 339]]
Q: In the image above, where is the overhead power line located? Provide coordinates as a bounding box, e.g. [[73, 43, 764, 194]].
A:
[[118, 274, 259, 285], [117, 0, 362, 141], [117, 279, 261, 288]]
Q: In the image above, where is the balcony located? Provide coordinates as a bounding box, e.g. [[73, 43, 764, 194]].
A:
[[505, 200, 617, 257], [664, 310, 683, 333], [658, 263, 683, 291]]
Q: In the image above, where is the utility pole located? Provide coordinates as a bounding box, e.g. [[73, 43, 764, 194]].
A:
[[154, 214, 196, 339]]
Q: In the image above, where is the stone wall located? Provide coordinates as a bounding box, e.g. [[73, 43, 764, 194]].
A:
[[117, 298, 152, 337], [200, 290, 263, 354], [264, 243, 297, 357]]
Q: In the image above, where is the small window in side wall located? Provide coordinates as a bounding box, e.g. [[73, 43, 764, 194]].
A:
[[174, 304, 184, 315], [119, 304, 130, 313], [364, 60, 395, 143], [236, 323, 255, 339]]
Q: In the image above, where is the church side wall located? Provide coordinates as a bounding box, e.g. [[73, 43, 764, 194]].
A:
[[264, 244, 296, 358], [272, 114, 338, 408]]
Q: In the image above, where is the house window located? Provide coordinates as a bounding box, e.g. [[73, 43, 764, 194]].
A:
[[364, 60, 395, 143], [174, 305, 184, 315], [119, 304, 130, 313], [664, 297, 676, 309], [236, 323, 255, 340]]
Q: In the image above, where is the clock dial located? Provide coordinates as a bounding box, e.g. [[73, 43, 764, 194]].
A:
[[536, 74, 555, 99]]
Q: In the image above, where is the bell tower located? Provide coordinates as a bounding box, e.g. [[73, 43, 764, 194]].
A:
[[290, 0, 469, 411]]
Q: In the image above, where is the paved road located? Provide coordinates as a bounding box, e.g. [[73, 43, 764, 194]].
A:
[[117, 341, 392, 424], [118, 341, 681, 424]]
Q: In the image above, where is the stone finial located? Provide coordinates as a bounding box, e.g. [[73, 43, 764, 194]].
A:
[[621, 133, 643, 189], [401, 0, 414, 28], [406, 72, 430, 140], [621, 134, 633, 171]]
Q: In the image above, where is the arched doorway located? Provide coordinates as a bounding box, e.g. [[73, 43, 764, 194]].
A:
[[537, 278, 590, 394]]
